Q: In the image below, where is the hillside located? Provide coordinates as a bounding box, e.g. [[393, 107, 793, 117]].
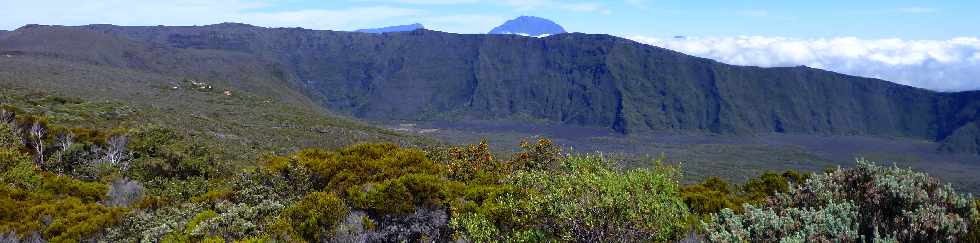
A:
[[0, 23, 977, 242], [0, 25, 436, 163], [7, 23, 973, 154]]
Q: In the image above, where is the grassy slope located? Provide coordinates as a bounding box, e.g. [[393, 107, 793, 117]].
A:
[[0, 55, 436, 165]]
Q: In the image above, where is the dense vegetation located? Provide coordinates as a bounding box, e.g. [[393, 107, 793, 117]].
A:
[[0, 102, 976, 242]]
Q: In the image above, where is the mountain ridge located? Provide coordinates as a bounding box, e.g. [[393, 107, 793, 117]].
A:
[[1, 24, 978, 154], [489, 16, 567, 36], [356, 23, 424, 33]]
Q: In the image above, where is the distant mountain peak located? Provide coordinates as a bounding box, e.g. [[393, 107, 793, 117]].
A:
[[489, 16, 566, 37], [356, 23, 424, 33], [206, 22, 258, 28]]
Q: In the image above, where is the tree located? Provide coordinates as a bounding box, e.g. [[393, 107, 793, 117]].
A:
[[27, 120, 47, 166], [0, 107, 15, 124], [102, 135, 131, 170], [55, 130, 75, 153]]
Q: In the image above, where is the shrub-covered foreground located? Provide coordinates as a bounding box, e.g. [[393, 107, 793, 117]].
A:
[[702, 160, 977, 242], [0, 105, 977, 242]]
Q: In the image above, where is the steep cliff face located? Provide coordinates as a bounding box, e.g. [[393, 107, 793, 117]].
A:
[[936, 91, 980, 153], [2, 24, 978, 153]]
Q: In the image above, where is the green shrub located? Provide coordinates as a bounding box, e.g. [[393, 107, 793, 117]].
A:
[[104, 203, 205, 242], [509, 138, 562, 171], [741, 171, 791, 203], [704, 202, 859, 242], [130, 126, 222, 180], [0, 153, 40, 189], [440, 140, 508, 183], [350, 173, 451, 215], [0, 126, 41, 189], [190, 200, 286, 240], [448, 212, 500, 242], [461, 154, 691, 242], [682, 170, 812, 218], [682, 177, 742, 216], [969, 199, 980, 242], [703, 160, 977, 242], [282, 191, 349, 242], [38, 174, 107, 201], [281, 144, 445, 210], [0, 123, 19, 148], [0, 178, 124, 242]]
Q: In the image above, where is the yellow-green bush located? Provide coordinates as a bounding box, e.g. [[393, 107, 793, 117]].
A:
[[682, 177, 742, 216], [350, 173, 452, 214], [453, 154, 691, 242], [440, 140, 507, 183], [0, 180, 124, 242], [281, 191, 348, 242], [271, 144, 446, 214], [682, 170, 812, 218], [38, 174, 108, 202]]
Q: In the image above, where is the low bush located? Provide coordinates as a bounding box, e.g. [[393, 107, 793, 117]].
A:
[[703, 160, 977, 242], [0, 178, 125, 242], [682, 170, 811, 217], [129, 126, 223, 180], [969, 199, 980, 242], [453, 154, 691, 242], [280, 191, 348, 242]]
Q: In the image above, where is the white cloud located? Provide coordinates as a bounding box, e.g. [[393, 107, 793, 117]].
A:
[[629, 36, 980, 91]]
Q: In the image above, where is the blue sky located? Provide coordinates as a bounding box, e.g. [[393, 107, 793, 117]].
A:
[[3, 0, 977, 39], [3, 0, 980, 91]]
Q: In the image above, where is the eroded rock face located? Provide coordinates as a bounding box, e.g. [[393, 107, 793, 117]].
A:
[[3, 24, 980, 154]]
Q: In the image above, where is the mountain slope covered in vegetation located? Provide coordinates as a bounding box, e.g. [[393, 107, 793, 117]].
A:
[[2, 23, 975, 154], [0, 23, 977, 242]]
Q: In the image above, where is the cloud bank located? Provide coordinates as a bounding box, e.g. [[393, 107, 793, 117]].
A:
[[629, 36, 980, 91]]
